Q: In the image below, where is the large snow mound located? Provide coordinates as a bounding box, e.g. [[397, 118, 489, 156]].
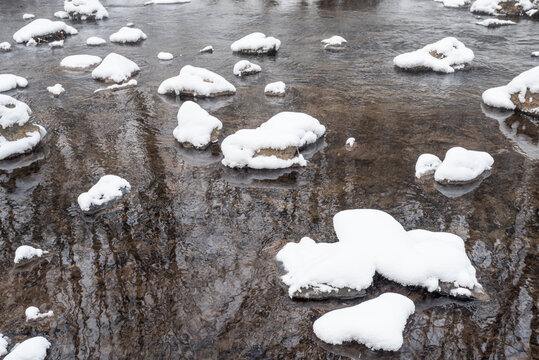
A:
[[4, 336, 51, 360], [221, 112, 325, 169], [64, 0, 109, 20], [173, 101, 222, 149], [233, 60, 261, 76], [0, 75, 28, 93], [60, 54, 102, 69], [434, 147, 494, 183], [92, 53, 140, 83], [110, 27, 147, 44], [231, 32, 281, 54], [393, 37, 474, 73], [77, 175, 131, 212], [0, 95, 31, 128], [313, 293, 415, 350], [14, 245, 47, 263], [13, 19, 78, 44], [158, 65, 236, 97]]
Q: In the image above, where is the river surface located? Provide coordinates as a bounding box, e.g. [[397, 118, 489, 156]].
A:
[[0, 0, 537, 359]]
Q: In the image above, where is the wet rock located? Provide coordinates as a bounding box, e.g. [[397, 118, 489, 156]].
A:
[[438, 282, 490, 301], [254, 146, 299, 160]]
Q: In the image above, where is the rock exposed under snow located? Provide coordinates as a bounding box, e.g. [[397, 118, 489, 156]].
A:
[[23, 14, 35, 20], [54, 10, 70, 19], [434, 147, 494, 184], [145, 0, 191, 4], [4, 336, 51, 360], [321, 35, 347, 50], [77, 175, 131, 213], [158, 65, 236, 97], [92, 53, 140, 83], [0, 74, 28, 93], [0, 42, 11, 52], [61, 54, 102, 69], [158, 52, 173, 60], [470, 0, 538, 17], [264, 81, 286, 96], [476, 18, 517, 26], [173, 101, 222, 149], [48, 40, 64, 48], [94, 79, 137, 93], [393, 37, 474, 73], [482, 65, 539, 117], [231, 32, 281, 55], [200, 45, 213, 53], [313, 293, 415, 351], [415, 153, 442, 178], [221, 112, 326, 169], [86, 36, 106, 46], [14, 245, 47, 264], [13, 19, 78, 45], [25, 306, 53, 321], [276, 209, 489, 300], [64, 0, 109, 20], [47, 84, 65, 96], [233, 60, 261, 76], [110, 27, 147, 44]]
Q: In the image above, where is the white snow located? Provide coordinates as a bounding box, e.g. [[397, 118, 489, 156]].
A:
[[173, 101, 222, 149], [109, 27, 147, 44], [61, 54, 102, 69], [233, 60, 261, 76], [0, 94, 31, 128], [0, 75, 28, 93], [321, 35, 347, 48], [471, 0, 536, 15], [476, 18, 516, 26], [276, 209, 484, 297], [482, 65, 539, 114], [23, 14, 35, 20], [532, 51, 539, 57], [434, 147, 494, 183], [13, 19, 78, 44], [86, 36, 106, 46], [0, 334, 7, 356], [158, 65, 236, 97], [436, 0, 470, 8], [450, 287, 472, 297], [158, 52, 174, 60], [25, 306, 53, 321], [313, 293, 415, 351], [26, 39, 37, 47], [14, 245, 47, 264], [200, 45, 213, 53], [0, 42, 11, 51], [54, 10, 69, 19], [345, 137, 355, 146], [94, 79, 137, 93], [92, 53, 140, 83], [0, 124, 46, 161], [47, 84, 65, 96], [415, 153, 442, 178], [393, 37, 474, 73], [231, 32, 281, 54], [64, 0, 109, 20], [4, 336, 51, 360], [221, 112, 326, 169], [264, 81, 286, 96], [48, 40, 64, 48], [77, 175, 131, 212], [145, 0, 191, 4]]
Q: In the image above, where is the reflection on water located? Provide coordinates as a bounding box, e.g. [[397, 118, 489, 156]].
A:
[[0, 0, 537, 358]]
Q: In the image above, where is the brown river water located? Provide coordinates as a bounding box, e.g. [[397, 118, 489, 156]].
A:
[[0, 0, 537, 359]]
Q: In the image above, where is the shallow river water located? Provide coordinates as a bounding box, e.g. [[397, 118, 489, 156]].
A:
[[0, 0, 537, 359]]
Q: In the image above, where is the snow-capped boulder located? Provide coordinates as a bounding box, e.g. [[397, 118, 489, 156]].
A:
[[482, 65, 539, 117], [321, 35, 347, 50], [48, 40, 64, 48], [4, 336, 51, 360], [476, 18, 517, 26], [47, 84, 65, 96], [158, 52, 173, 60], [0, 74, 28, 93], [145, 0, 191, 4], [393, 37, 474, 73], [276, 209, 489, 300], [415, 153, 442, 178], [434, 147, 494, 184], [54, 10, 70, 19], [173, 101, 222, 149], [158, 65, 236, 97], [109, 27, 147, 44], [231, 32, 281, 55], [86, 36, 106, 46], [313, 293, 415, 351], [200, 45, 213, 53], [25, 306, 53, 321], [14, 245, 47, 264], [64, 0, 109, 20], [92, 53, 140, 83], [13, 19, 78, 45], [221, 112, 326, 169], [77, 175, 131, 214], [23, 14, 35, 20], [264, 81, 286, 96], [470, 0, 538, 17], [233, 60, 261, 76], [0, 42, 11, 52], [0, 334, 7, 356], [60, 54, 102, 69]]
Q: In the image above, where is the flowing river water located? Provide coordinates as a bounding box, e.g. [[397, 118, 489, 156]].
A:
[[0, 0, 537, 358]]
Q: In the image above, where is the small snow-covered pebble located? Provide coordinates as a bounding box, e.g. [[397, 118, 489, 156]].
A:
[[25, 306, 54, 321], [54, 10, 69, 19], [61, 54, 102, 69], [345, 137, 355, 146], [47, 84, 65, 96], [158, 52, 173, 60], [48, 40, 64, 48], [109, 27, 147, 44], [264, 81, 286, 96], [440, 0, 470, 8], [233, 60, 261, 76], [14, 245, 47, 264], [200, 45, 213, 53], [0, 42, 11, 51], [77, 175, 131, 212], [86, 36, 106, 46], [322, 35, 347, 49], [415, 153, 442, 178], [23, 14, 35, 20], [158, 65, 236, 97], [64, 0, 109, 20], [4, 336, 51, 360], [0, 74, 28, 93], [450, 287, 472, 297]]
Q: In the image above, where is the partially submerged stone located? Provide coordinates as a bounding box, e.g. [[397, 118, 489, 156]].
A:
[[13, 19, 78, 45], [0, 74, 28, 93], [158, 65, 236, 97], [321, 35, 347, 51], [199, 45, 213, 53], [233, 60, 261, 76], [77, 175, 131, 214], [475, 18, 517, 27], [91, 53, 140, 83], [264, 81, 286, 96], [0, 42, 11, 52], [109, 27, 147, 44], [173, 101, 223, 149], [231, 32, 281, 55]]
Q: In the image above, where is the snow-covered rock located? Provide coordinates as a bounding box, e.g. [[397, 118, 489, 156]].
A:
[[48, 40, 64, 48], [25, 306, 53, 321], [533, 51, 539, 57], [92, 53, 140, 83], [23, 14, 35, 20], [77, 175, 131, 213], [476, 18, 516, 27], [64, 0, 109, 20], [435, 0, 470, 8], [482, 65, 539, 117], [60, 54, 102, 69], [0, 95, 31, 129], [231, 32, 281, 55], [94, 79, 137, 93], [109, 27, 147, 44], [0, 74, 28, 93], [14, 245, 47, 264], [313, 293, 415, 351], [0, 334, 8, 356], [276, 209, 488, 300], [47, 84, 65, 96], [233, 60, 261, 76], [86, 36, 106, 46], [173, 101, 222, 149], [264, 81, 286, 96], [415, 153, 442, 178], [144, 0, 191, 4], [200, 45, 213, 53], [13, 19, 78, 45], [158, 52, 173, 60], [221, 112, 325, 169], [345, 137, 355, 147], [4, 336, 51, 360], [434, 147, 494, 184], [470, 0, 538, 17], [393, 37, 474, 73], [54, 10, 70, 19], [0, 42, 11, 52], [158, 65, 236, 97], [321, 35, 347, 50]]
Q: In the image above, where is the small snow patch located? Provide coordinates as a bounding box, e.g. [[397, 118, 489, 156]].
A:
[[94, 79, 137, 93], [23, 14, 35, 20], [61, 54, 102, 69], [476, 18, 516, 27], [0, 42, 11, 52], [158, 52, 173, 60], [86, 36, 106, 46], [345, 137, 355, 146], [14, 245, 47, 264], [322, 35, 347, 50], [77, 175, 131, 213], [415, 153, 442, 178], [47, 84, 65, 96], [158, 65, 236, 97], [48, 40, 64, 48], [92, 53, 140, 83], [200, 45, 213, 53], [25, 306, 54, 321], [264, 81, 286, 96], [110, 27, 147, 44], [54, 11, 69, 19]]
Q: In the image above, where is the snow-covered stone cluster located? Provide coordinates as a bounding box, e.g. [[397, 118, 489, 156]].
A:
[[158, 65, 236, 97], [64, 0, 109, 21], [77, 175, 131, 213]]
